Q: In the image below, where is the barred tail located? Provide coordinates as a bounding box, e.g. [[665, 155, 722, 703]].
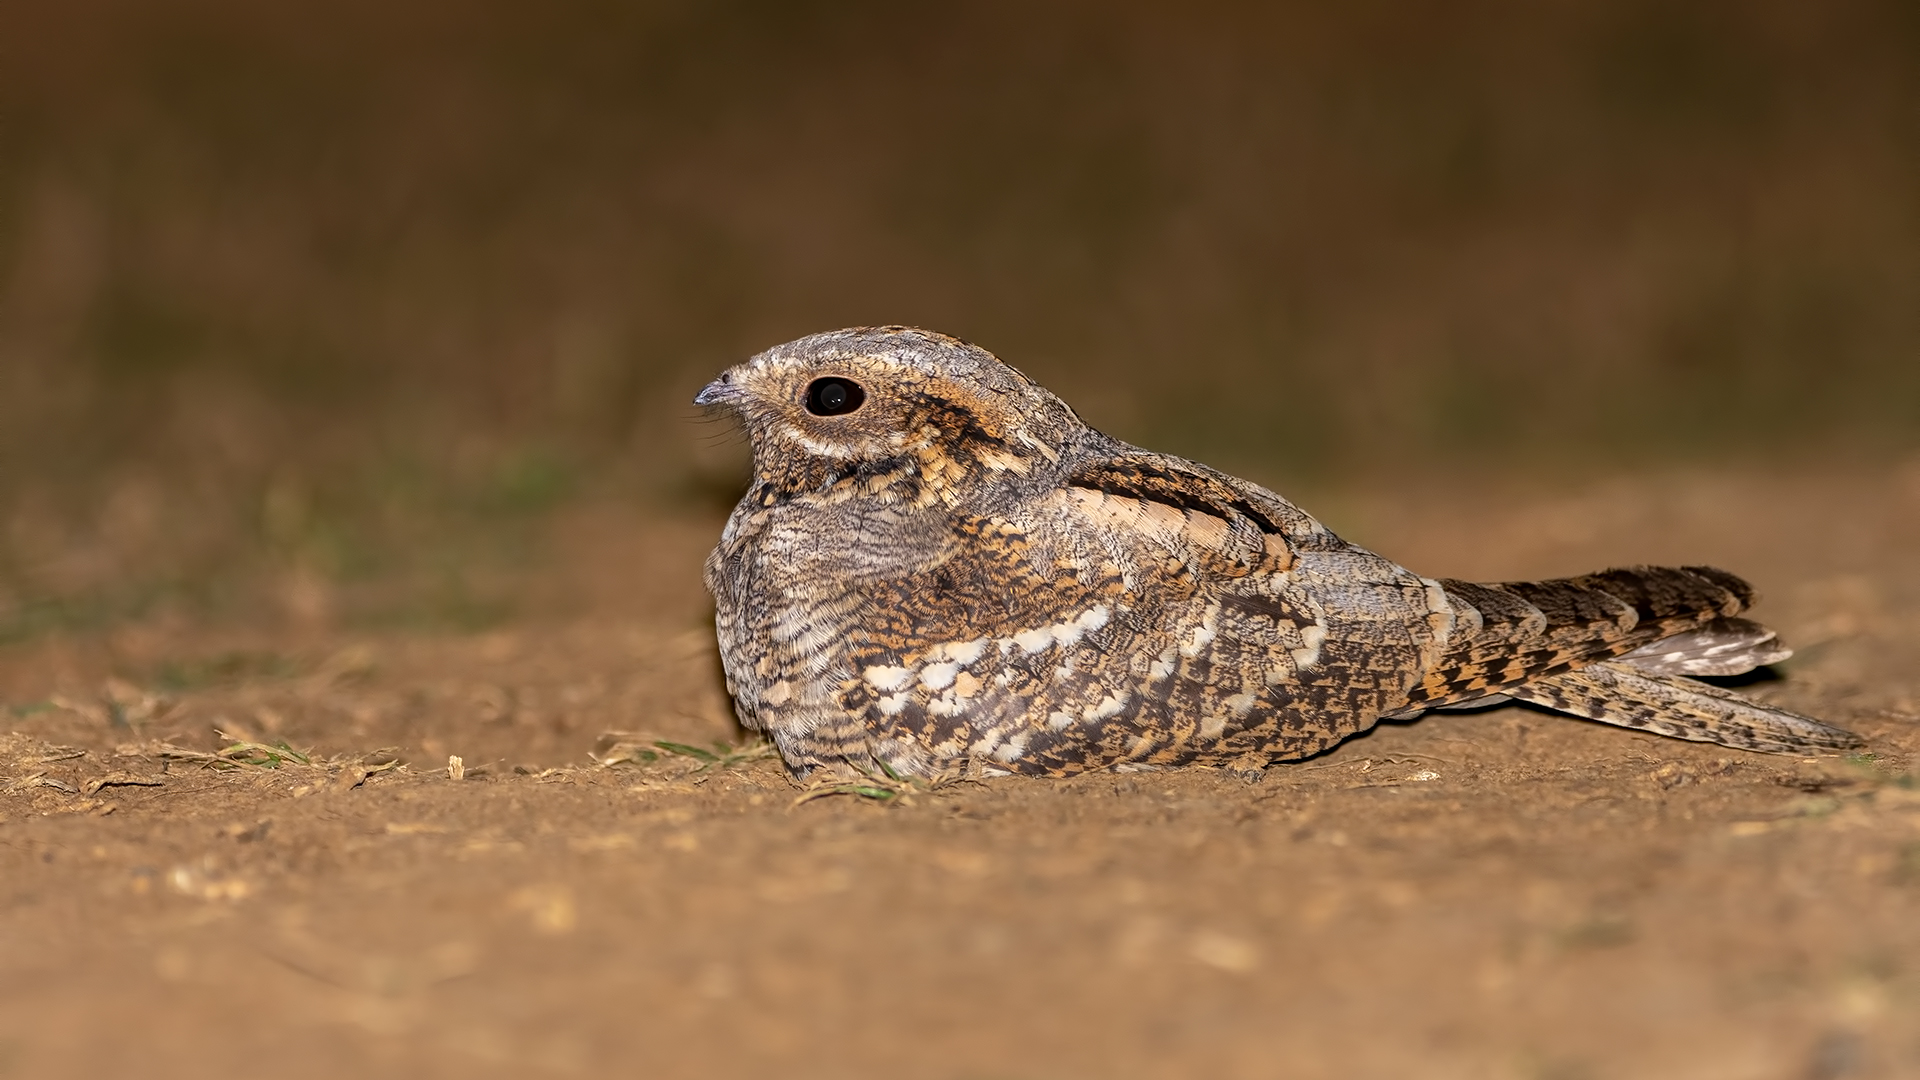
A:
[[1506, 660, 1863, 755], [1410, 564, 1761, 708]]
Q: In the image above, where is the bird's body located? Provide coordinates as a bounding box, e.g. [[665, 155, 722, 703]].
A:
[[698, 327, 1860, 781]]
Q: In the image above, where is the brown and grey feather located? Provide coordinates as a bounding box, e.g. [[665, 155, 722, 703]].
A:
[[697, 327, 1860, 781]]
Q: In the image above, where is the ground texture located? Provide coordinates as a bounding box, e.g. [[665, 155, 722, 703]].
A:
[[3, 462, 1918, 1080]]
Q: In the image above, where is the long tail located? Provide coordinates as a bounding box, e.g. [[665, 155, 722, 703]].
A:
[[1408, 565, 1760, 709], [1506, 660, 1863, 754], [1404, 564, 1862, 754]]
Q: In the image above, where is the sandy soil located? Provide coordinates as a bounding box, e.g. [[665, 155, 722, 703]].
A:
[[2, 461, 1917, 1080]]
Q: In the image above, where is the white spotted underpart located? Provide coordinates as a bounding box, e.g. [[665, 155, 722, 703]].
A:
[[1082, 690, 1131, 722], [858, 607, 1119, 729], [928, 638, 988, 666], [1291, 621, 1328, 672], [1002, 606, 1111, 657], [862, 665, 914, 692], [1180, 602, 1221, 658], [919, 661, 962, 690]]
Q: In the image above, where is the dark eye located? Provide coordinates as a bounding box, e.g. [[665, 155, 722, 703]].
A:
[[804, 377, 866, 416]]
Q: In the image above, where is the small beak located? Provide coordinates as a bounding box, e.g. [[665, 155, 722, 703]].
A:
[[693, 374, 741, 407]]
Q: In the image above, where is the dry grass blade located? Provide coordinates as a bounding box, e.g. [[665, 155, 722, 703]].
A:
[[6, 773, 82, 795], [211, 731, 313, 769], [84, 772, 163, 795], [333, 758, 401, 793], [129, 736, 325, 774], [653, 741, 719, 764], [789, 782, 909, 808], [593, 734, 778, 771], [152, 743, 221, 765], [683, 739, 779, 770], [3, 772, 43, 793], [789, 758, 934, 809]]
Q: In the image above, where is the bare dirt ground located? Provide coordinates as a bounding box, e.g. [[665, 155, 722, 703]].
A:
[[2, 460, 1917, 1080]]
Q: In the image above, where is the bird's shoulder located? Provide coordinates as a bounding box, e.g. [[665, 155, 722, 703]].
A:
[[1024, 445, 1331, 577]]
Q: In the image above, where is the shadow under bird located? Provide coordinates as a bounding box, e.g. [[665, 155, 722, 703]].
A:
[[695, 327, 1862, 781]]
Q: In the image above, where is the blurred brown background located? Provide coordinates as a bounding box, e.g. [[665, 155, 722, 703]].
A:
[[3, 0, 1917, 638]]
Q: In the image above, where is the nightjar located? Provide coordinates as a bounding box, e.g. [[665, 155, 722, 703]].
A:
[[696, 327, 1861, 781]]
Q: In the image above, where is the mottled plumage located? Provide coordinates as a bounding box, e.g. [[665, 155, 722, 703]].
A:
[[697, 327, 1861, 781]]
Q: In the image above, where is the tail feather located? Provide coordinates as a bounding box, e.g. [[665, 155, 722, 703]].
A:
[[1506, 660, 1862, 754], [1618, 617, 1792, 677], [1410, 565, 1756, 708], [1399, 563, 1859, 755]]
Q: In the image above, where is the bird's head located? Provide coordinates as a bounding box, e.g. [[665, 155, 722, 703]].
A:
[[695, 327, 1083, 503]]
